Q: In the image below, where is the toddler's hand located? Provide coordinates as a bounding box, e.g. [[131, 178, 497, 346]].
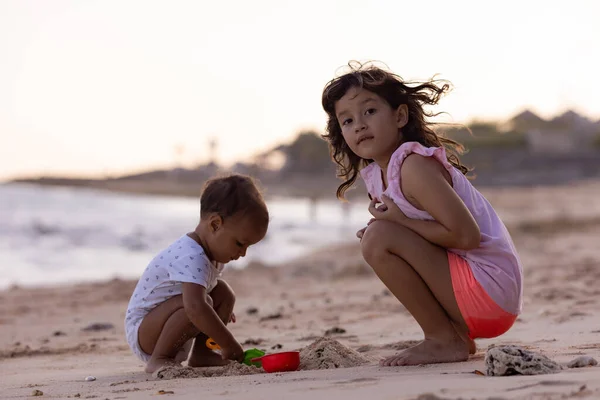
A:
[[221, 342, 244, 362]]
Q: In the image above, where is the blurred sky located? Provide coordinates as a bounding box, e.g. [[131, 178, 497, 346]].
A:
[[1, 0, 599, 180]]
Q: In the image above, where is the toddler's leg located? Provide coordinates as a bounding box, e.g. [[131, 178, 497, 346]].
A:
[[137, 295, 198, 373], [137, 292, 229, 373], [187, 280, 236, 367], [361, 220, 470, 366]]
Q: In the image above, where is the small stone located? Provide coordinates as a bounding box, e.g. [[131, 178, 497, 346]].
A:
[[259, 312, 282, 322], [485, 345, 562, 376], [246, 307, 259, 315], [567, 356, 598, 368], [414, 394, 448, 400], [242, 338, 263, 346], [356, 344, 373, 353], [324, 327, 346, 336], [32, 389, 43, 396], [81, 323, 114, 332], [85, 376, 96, 381]]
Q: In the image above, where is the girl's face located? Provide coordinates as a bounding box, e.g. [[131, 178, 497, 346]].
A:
[[334, 87, 408, 167], [206, 212, 267, 264]]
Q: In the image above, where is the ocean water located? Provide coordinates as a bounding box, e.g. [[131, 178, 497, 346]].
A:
[[0, 183, 371, 289]]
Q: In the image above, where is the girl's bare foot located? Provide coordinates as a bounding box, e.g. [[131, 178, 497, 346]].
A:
[[188, 345, 230, 367], [468, 338, 477, 354], [449, 320, 476, 355], [145, 357, 180, 374], [380, 336, 469, 366]]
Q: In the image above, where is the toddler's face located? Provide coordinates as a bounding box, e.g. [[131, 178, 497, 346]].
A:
[[208, 212, 267, 264]]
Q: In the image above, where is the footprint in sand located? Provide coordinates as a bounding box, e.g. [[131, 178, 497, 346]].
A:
[[333, 377, 379, 388]]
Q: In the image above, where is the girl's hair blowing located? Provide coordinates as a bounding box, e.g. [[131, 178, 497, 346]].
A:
[[322, 61, 469, 199]]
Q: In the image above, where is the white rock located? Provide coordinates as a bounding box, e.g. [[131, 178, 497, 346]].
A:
[[567, 356, 598, 368], [485, 345, 562, 376], [84, 376, 96, 382]]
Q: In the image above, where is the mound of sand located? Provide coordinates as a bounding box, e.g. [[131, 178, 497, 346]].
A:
[[299, 337, 371, 370], [154, 363, 263, 380], [153, 337, 371, 379]]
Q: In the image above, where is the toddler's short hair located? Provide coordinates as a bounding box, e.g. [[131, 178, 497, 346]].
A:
[[200, 174, 269, 226]]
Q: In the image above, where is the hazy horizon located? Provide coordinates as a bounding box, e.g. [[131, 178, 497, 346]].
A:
[[2, 0, 599, 181]]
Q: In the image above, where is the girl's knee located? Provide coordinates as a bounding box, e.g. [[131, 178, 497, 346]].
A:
[[361, 220, 394, 264]]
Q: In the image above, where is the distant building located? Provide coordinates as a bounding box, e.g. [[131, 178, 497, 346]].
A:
[[507, 109, 597, 154], [504, 109, 547, 133]]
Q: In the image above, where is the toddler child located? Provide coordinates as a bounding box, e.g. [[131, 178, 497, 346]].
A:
[[125, 174, 269, 373]]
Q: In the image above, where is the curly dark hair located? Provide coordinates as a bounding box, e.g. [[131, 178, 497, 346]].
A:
[[321, 61, 469, 199], [200, 174, 269, 228]]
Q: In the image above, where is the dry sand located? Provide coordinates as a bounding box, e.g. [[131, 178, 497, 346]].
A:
[[2, 181, 600, 399]]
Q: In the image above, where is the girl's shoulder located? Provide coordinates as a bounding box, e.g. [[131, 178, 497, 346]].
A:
[[391, 141, 452, 168], [389, 142, 455, 181]]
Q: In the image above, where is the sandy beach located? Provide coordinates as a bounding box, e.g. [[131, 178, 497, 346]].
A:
[[2, 181, 600, 400]]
